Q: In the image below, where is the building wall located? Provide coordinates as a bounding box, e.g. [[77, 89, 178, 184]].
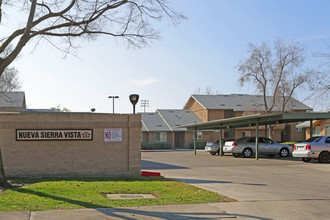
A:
[[0, 112, 141, 177], [235, 126, 283, 142], [185, 100, 208, 122], [185, 131, 194, 148], [199, 130, 218, 142], [319, 119, 330, 135], [167, 132, 174, 147], [208, 110, 225, 121], [305, 119, 330, 138], [142, 131, 174, 148], [288, 123, 306, 142]]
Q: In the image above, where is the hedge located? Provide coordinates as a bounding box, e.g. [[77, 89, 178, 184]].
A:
[[188, 141, 207, 149], [141, 142, 173, 150]]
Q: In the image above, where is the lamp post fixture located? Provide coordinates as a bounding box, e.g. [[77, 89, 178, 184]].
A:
[[108, 96, 119, 114], [129, 94, 139, 114]]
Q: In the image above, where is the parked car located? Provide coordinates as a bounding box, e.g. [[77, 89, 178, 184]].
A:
[[205, 139, 234, 156], [223, 136, 292, 158], [292, 135, 330, 163]]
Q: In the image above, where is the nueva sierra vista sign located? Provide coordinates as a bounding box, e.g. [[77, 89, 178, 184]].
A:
[[16, 129, 93, 141]]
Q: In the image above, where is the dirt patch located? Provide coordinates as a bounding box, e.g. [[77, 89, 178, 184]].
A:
[[0, 188, 6, 194], [0, 180, 31, 193]]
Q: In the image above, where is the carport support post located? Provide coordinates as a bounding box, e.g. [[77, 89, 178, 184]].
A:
[[219, 124, 223, 157], [194, 127, 197, 155], [310, 120, 313, 138], [256, 120, 259, 160]]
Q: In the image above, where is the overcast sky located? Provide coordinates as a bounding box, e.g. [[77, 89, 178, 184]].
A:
[[11, 0, 330, 113]]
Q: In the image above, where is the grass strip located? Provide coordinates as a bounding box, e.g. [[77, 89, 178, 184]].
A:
[[0, 177, 233, 211]]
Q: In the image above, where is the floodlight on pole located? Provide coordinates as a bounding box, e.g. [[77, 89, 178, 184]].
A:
[[140, 100, 149, 113]]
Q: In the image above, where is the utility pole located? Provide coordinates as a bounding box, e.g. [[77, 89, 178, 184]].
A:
[[140, 100, 149, 113]]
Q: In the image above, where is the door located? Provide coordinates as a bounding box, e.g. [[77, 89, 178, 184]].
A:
[[257, 137, 267, 154], [261, 137, 275, 154], [174, 132, 185, 148]]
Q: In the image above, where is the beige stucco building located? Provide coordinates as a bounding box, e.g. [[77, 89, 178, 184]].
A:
[[184, 94, 312, 142], [297, 118, 330, 139]]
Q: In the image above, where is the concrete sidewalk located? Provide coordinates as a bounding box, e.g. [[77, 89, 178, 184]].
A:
[[0, 203, 236, 220]]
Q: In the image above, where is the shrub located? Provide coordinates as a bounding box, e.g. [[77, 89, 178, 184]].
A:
[[188, 141, 207, 149], [280, 142, 296, 147], [141, 142, 172, 150]]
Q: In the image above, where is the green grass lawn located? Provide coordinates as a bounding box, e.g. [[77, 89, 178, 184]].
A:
[[0, 177, 232, 211]]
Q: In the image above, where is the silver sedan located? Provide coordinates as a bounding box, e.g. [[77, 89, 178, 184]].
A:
[[292, 135, 330, 163], [223, 136, 293, 158]]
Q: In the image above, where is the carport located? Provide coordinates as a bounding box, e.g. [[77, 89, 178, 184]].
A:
[[181, 112, 330, 160]]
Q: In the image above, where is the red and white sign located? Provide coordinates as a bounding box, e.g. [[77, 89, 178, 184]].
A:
[[104, 128, 122, 142]]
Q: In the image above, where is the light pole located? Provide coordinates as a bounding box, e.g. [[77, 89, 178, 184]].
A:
[[108, 96, 119, 114], [129, 94, 139, 114]]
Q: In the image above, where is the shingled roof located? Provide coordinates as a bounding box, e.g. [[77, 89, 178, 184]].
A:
[[141, 112, 171, 132], [157, 109, 203, 131], [141, 109, 203, 132], [185, 94, 312, 112], [0, 91, 26, 111]]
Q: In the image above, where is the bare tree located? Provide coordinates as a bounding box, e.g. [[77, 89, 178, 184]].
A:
[[309, 40, 330, 111], [237, 38, 311, 113], [237, 38, 315, 138], [306, 71, 330, 111], [51, 104, 71, 112], [194, 86, 218, 95], [0, 67, 21, 189], [0, 0, 184, 188], [0, 0, 185, 75], [0, 67, 21, 92]]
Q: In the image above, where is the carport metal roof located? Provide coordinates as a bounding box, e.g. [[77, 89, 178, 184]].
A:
[[180, 112, 330, 159], [181, 112, 330, 131]]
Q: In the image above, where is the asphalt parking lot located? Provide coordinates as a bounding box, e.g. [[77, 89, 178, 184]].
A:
[[142, 150, 330, 219]]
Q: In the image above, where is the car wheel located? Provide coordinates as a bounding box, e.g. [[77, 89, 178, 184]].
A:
[[318, 152, 330, 163], [217, 149, 224, 156], [279, 148, 289, 157], [301, 158, 311, 162], [232, 153, 240, 157], [210, 152, 217, 156], [242, 148, 252, 158]]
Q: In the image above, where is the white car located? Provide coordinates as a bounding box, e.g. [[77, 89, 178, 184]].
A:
[[204, 139, 234, 156], [292, 136, 330, 163], [223, 136, 292, 158]]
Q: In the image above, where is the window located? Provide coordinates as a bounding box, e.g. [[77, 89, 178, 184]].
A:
[[247, 138, 255, 143], [155, 132, 167, 142], [325, 137, 330, 144], [312, 127, 320, 136], [296, 122, 302, 132], [197, 131, 203, 139], [326, 125, 330, 136], [263, 138, 274, 144], [242, 131, 251, 137]]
